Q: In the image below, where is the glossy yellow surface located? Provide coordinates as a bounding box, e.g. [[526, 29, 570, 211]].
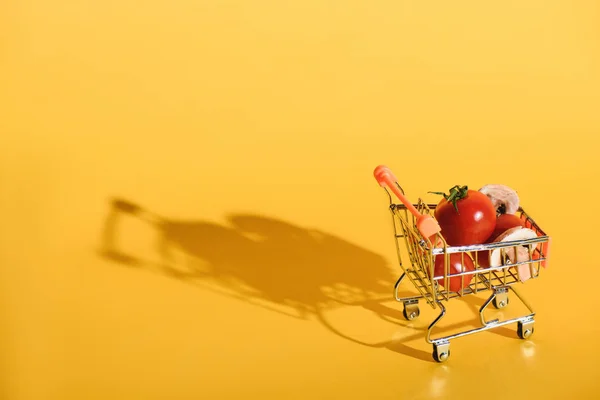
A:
[[2, 1, 600, 399]]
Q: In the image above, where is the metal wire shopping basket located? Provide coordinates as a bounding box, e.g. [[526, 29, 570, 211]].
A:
[[374, 165, 551, 363]]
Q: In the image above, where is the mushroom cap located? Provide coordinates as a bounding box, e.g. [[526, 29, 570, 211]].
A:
[[479, 184, 520, 215]]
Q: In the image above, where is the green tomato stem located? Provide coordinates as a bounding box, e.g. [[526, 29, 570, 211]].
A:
[[428, 185, 469, 214]]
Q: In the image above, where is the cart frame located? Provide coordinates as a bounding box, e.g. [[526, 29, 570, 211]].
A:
[[380, 181, 550, 362]]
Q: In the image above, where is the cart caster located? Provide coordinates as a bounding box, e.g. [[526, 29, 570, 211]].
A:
[[432, 342, 450, 363], [517, 320, 534, 339], [492, 288, 509, 309], [492, 297, 509, 309], [402, 300, 420, 321]]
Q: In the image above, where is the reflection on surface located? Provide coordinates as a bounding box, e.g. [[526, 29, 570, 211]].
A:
[[521, 340, 536, 358], [429, 365, 450, 399]]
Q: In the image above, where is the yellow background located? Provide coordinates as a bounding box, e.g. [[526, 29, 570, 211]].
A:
[[2, 1, 600, 399]]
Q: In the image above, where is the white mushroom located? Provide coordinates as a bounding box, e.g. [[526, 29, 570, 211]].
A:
[[490, 226, 539, 282], [479, 184, 520, 215]]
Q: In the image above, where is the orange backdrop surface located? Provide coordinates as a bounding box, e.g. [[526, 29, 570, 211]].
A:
[[2, 1, 600, 399]]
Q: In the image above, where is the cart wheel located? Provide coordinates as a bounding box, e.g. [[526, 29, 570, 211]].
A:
[[517, 320, 534, 339], [402, 302, 420, 321], [492, 296, 509, 309], [432, 342, 450, 363]]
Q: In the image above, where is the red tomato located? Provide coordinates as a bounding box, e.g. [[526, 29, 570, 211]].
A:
[[431, 185, 496, 246], [487, 213, 526, 242], [475, 250, 491, 268], [432, 253, 475, 292]]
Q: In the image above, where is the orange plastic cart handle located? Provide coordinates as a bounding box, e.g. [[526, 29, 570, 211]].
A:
[[374, 165, 441, 239]]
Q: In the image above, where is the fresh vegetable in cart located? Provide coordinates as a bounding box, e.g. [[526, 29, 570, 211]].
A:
[[429, 183, 529, 247], [429, 185, 496, 246], [431, 252, 475, 292], [428, 183, 541, 291]]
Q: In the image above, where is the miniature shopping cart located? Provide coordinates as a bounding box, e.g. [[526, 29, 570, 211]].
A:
[[374, 165, 551, 363]]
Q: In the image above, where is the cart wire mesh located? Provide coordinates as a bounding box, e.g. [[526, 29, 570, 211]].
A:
[[387, 193, 550, 310]]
